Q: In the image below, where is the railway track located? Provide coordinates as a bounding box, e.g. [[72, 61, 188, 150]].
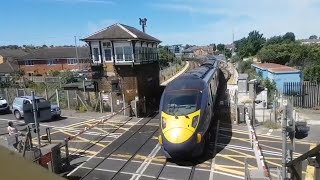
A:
[[66, 59, 251, 180]]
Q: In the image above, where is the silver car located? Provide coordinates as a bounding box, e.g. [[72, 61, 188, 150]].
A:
[[0, 96, 10, 113], [12, 96, 61, 120]]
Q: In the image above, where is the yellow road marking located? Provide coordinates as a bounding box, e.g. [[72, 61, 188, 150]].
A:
[[265, 160, 281, 167], [59, 130, 106, 148], [305, 144, 316, 180], [85, 123, 109, 134], [219, 134, 250, 143], [215, 166, 244, 176], [215, 164, 257, 170], [219, 154, 255, 168], [259, 143, 302, 156], [67, 147, 97, 155], [225, 147, 256, 159]]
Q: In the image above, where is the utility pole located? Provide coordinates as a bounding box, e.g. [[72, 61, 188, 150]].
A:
[[232, 28, 235, 55], [74, 36, 80, 70], [31, 91, 41, 148], [282, 104, 288, 179]]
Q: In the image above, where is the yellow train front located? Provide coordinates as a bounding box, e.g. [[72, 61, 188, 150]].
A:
[[158, 60, 219, 159]]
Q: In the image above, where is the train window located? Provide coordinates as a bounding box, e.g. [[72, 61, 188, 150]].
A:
[[162, 90, 200, 116]]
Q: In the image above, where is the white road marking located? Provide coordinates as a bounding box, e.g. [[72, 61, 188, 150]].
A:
[[67, 118, 144, 177], [209, 121, 220, 180], [131, 143, 161, 180]]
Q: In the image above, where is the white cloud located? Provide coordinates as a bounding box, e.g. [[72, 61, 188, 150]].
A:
[[150, 0, 320, 45]]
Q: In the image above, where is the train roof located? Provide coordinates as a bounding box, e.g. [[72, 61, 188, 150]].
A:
[[165, 74, 206, 91], [165, 58, 219, 91]]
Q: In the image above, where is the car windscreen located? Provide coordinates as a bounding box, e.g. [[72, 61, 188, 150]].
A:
[[162, 90, 201, 116]]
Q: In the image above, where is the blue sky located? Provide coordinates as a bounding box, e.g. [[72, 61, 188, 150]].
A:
[[1, 0, 320, 46]]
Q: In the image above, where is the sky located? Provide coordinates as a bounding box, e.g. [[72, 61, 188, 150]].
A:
[[1, 0, 320, 46]]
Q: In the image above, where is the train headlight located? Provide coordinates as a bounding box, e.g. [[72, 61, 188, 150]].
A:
[[192, 115, 199, 128], [161, 117, 166, 129]]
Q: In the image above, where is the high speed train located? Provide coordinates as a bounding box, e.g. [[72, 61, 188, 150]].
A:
[[158, 58, 221, 159]]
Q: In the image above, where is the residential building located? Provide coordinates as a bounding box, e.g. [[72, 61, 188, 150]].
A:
[[81, 23, 162, 114], [182, 46, 214, 58], [251, 63, 302, 92], [18, 47, 90, 76], [300, 39, 320, 45], [168, 44, 184, 58], [0, 49, 28, 81]]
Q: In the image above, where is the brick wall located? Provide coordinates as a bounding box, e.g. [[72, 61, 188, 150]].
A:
[[19, 59, 90, 75], [97, 62, 160, 113]]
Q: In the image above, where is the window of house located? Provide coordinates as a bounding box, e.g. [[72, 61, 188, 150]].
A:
[[123, 47, 132, 61], [115, 47, 124, 61], [104, 49, 112, 61], [67, 58, 79, 65], [48, 59, 57, 65], [93, 48, 99, 61], [25, 60, 34, 66]]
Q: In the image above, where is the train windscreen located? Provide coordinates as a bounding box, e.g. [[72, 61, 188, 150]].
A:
[[162, 90, 201, 116]]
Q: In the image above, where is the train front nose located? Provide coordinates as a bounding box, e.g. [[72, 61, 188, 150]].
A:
[[162, 128, 197, 157]]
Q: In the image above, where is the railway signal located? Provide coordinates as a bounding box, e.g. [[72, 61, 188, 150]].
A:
[[282, 104, 311, 179]]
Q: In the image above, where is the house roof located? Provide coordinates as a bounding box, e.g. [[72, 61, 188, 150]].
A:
[[21, 47, 90, 60], [0, 49, 28, 59], [82, 23, 161, 43], [0, 60, 19, 74], [252, 63, 300, 73]]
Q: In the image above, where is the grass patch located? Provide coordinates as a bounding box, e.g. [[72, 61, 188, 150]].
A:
[[263, 121, 281, 129]]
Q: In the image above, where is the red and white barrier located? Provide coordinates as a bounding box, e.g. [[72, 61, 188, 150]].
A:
[[247, 117, 269, 177]]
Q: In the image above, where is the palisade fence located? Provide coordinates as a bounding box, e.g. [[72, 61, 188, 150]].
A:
[[160, 61, 186, 83], [283, 81, 320, 109], [0, 88, 115, 113]]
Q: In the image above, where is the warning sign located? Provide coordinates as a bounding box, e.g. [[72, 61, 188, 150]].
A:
[[40, 152, 52, 167]]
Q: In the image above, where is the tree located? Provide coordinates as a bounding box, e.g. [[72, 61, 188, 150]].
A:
[[309, 35, 318, 39], [217, 44, 225, 52], [234, 31, 266, 58], [185, 44, 191, 49], [212, 44, 217, 52], [159, 46, 176, 67], [231, 55, 242, 63], [42, 45, 48, 48], [60, 70, 77, 84], [224, 48, 232, 58], [266, 36, 283, 45], [283, 32, 295, 43]]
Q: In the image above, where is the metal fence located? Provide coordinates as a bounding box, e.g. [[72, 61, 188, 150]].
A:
[[283, 81, 320, 108], [0, 88, 119, 113]]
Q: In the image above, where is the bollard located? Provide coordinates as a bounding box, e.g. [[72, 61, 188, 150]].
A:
[[64, 138, 70, 166], [46, 128, 52, 144]]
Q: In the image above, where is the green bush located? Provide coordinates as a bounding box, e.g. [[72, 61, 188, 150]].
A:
[[263, 121, 281, 129], [78, 104, 87, 113]]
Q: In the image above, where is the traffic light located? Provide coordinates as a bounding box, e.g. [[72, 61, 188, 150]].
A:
[[255, 81, 265, 95], [295, 122, 310, 139], [288, 121, 310, 139]]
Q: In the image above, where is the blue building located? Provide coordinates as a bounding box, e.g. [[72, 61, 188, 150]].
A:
[[252, 63, 302, 93]]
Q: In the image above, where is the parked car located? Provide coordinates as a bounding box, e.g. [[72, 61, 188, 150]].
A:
[[12, 96, 61, 120], [0, 96, 10, 113]]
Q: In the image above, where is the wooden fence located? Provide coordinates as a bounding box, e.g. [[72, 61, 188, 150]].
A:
[[0, 88, 115, 113], [283, 81, 320, 108]]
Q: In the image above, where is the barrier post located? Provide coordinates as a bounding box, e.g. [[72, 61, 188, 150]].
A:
[[64, 138, 70, 166]]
